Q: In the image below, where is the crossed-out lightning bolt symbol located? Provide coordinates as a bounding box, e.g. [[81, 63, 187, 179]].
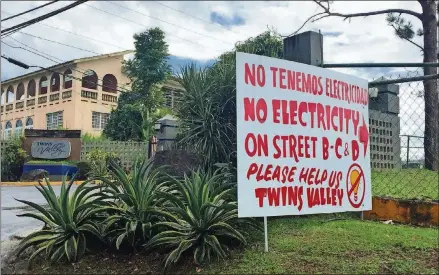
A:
[[358, 116, 369, 158]]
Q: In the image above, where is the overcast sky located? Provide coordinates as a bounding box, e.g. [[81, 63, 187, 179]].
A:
[[0, 1, 431, 159]]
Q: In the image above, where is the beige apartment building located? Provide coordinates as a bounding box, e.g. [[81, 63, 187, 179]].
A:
[[0, 50, 183, 139]]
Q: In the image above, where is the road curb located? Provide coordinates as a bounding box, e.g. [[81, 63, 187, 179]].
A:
[[0, 181, 86, 187]]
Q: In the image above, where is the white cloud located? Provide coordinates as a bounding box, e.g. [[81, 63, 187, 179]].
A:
[[0, 1, 433, 160]]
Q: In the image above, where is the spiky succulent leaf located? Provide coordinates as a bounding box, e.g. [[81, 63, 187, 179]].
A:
[[15, 176, 103, 264]]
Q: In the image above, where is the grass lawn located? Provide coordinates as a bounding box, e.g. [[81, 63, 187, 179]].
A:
[[372, 169, 438, 200], [8, 215, 437, 274], [203, 215, 439, 274]]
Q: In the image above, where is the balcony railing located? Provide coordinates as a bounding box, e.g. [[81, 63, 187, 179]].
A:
[[16, 101, 24, 109], [1, 88, 120, 112], [38, 96, 47, 104], [27, 98, 35, 107], [102, 93, 117, 103], [50, 93, 60, 102], [62, 90, 72, 99], [81, 90, 98, 100]]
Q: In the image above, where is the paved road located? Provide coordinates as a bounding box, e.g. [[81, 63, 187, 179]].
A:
[[1, 185, 78, 241]]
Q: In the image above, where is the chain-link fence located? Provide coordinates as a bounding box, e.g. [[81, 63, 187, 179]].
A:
[[365, 68, 438, 201]]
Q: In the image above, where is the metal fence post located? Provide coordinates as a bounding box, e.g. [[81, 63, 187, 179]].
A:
[[406, 135, 410, 167]]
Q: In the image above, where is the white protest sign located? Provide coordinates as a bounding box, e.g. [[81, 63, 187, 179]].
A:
[[236, 52, 371, 218]]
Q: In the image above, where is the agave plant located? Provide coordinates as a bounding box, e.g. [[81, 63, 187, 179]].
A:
[[15, 176, 108, 263], [96, 158, 172, 251], [146, 169, 261, 270]]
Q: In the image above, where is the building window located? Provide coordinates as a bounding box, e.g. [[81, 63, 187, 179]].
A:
[[25, 117, 34, 129], [27, 80, 36, 98], [51, 73, 61, 92], [82, 70, 98, 90], [46, 111, 63, 130], [102, 74, 118, 93], [15, 120, 23, 137], [92, 111, 109, 129], [64, 69, 73, 89], [6, 86, 14, 103], [40, 76, 48, 95], [3, 121, 12, 140], [16, 83, 25, 100]]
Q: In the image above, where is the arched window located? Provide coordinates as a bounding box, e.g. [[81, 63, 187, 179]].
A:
[[15, 120, 23, 137], [25, 117, 34, 129], [39, 76, 48, 95], [16, 82, 25, 101], [50, 73, 60, 92], [6, 86, 14, 103], [4, 121, 12, 140], [82, 70, 98, 90], [27, 80, 36, 98], [102, 74, 118, 93], [64, 69, 73, 89]]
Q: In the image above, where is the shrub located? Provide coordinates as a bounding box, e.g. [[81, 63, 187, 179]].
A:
[[81, 133, 107, 142], [15, 177, 108, 263], [85, 149, 120, 179], [86, 149, 117, 165], [175, 30, 283, 169], [1, 138, 28, 181], [97, 158, 172, 251], [76, 161, 91, 180], [146, 169, 261, 270]]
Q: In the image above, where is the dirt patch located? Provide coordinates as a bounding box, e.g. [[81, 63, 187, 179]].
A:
[[378, 248, 439, 274], [152, 149, 202, 178], [2, 250, 198, 275]]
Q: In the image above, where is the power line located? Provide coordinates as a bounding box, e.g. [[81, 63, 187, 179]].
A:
[[1, 1, 88, 37], [1, 54, 129, 95], [2, 39, 131, 93], [3, 38, 131, 93], [17, 31, 105, 56], [2, 10, 132, 76], [1, 40, 60, 63], [12, 31, 130, 75], [83, 2, 208, 48], [1, 10, 127, 51], [3, 3, 230, 61], [1, 54, 122, 112], [106, 1, 234, 46], [1, 1, 59, 22], [152, 1, 242, 36]]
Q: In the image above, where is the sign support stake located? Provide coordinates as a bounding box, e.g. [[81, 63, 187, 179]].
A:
[[264, 216, 268, 252]]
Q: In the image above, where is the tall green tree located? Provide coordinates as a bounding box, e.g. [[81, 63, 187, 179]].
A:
[[104, 27, 171, 141], [176, 30, 283, 168]]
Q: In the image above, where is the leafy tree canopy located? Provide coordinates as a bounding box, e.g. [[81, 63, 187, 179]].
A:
[[104, 27, 171, 141], [103, 104, 144, 141]]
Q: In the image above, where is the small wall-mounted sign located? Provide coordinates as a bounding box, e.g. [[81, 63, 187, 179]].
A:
[[31, 140, 71, 159]]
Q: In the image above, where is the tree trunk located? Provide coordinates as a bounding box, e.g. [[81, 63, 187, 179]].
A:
[[420, 0, 438, 171]]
